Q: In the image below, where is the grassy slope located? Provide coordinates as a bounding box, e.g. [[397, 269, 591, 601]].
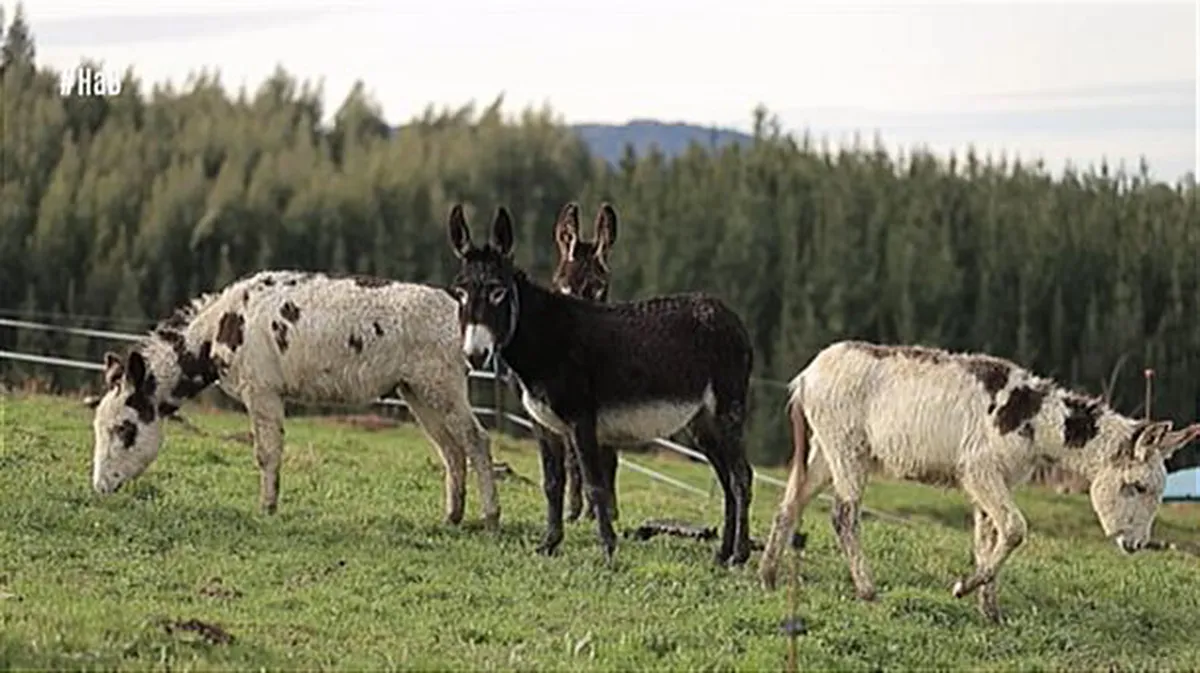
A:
[[2, 393, 1199, 671]]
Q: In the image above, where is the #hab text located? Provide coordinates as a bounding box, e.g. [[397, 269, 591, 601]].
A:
[[59, 66, 123, 98]]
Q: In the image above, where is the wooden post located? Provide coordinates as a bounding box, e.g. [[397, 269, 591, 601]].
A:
[[493, 357, 506, 435], [1144, 368, 1155, 420]]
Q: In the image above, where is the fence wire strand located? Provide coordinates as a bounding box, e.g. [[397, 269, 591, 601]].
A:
[[0, 316, 912, 525]]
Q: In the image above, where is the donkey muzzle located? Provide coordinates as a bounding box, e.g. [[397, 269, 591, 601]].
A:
[[1114, 533, 1142, 554], [462, 324, 496, 371]]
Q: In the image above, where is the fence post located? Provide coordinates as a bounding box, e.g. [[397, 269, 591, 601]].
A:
[[492, 357, 506, 435]]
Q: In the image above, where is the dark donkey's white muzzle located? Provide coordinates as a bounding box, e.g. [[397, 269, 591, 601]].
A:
[[462, 323, 496, 370]]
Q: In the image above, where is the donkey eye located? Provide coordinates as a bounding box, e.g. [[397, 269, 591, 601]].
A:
[[488, 286, 507, 305]]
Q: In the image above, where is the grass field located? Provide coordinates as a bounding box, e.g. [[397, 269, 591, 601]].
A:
[[2, 393, 1200, 671]]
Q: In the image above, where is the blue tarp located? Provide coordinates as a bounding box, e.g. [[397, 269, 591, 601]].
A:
[[1163, 468, 1200, 501]]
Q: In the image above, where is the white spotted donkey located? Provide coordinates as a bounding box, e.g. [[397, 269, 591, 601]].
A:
[[87, 270, 501, 528], [758, 340, 1200, 622]]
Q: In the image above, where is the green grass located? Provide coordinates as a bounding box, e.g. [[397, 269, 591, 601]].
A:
[[2, 393, 1200, 671]]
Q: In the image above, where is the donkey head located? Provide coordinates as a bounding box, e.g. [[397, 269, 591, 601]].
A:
[[89, 350, 164, 494], [447, 204, 519, 370], [551, 202, 617, 301], [1087, 419, 1200, 553]]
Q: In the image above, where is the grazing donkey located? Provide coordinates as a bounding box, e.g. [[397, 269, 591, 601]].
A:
[[87, 270, 501, 528], [546, 201, 619, 524], [757, 340, 1200, 622], [446, 204, 755, 565]]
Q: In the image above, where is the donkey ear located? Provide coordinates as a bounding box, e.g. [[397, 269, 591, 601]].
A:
[[125, 350, 148, 389], [1155, 422, 1200, 461], [1132, 420, 1173, 461], [492, 206, 515, 258], [447, 204, 472, 259], [103, 351, 124, 387], [593, 203, 618, 260], [554, 202, 580, 258]]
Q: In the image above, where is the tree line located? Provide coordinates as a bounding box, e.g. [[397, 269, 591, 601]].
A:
[[2, 8, 1198, 470]]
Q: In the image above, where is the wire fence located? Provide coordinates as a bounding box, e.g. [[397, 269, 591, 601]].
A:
[[0, 315, 915, 525]]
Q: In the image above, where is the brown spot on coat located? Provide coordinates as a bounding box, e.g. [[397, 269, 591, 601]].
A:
[[995, 385, 1046, 435], [348, 334, 363, 353], [351, 275, 393, 288], [116, 420, 139, 447], [372, 321, 384, 336], [280, 301, 301, 323], [849, 342, 949, 365], [242, 290, 250, 304], [271, 320, 290, 352], [261, 276, 276, 287], [1063, 395, 1102, 448], [216, 312, 245, 351], [962, 357, 1010, 396], [125, 373, 157, 423]]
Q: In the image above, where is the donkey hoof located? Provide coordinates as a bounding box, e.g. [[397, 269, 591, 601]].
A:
[[535, 534, 562, 556], [856, 587, 877, 602], [443, 512, 465, 527], [951, 580, 967, 598], [483, 513, 501, 532], [759, 565, 779, 590]]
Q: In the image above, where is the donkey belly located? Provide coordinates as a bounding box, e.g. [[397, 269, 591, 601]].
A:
[[596, 400, 704, 445], [519, 384, 710, 445]]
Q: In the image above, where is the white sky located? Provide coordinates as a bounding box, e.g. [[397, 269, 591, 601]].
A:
[[20, 0, 1200, 181]]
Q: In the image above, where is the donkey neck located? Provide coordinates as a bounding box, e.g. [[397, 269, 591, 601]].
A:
[[1035, 397, 1130, 481], [498, 272, 577, 384], [140, 299, 222, 411]]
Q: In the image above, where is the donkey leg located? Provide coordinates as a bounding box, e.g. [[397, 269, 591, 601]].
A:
[[824, 444, 875, 600], [691, 412, 747, 566], [760, 442, 832, 589], [972, 507, 1002, 623], [580, 443, 618, 522], [728, 454, 754, 566], [458, 411, 501, 530], [403, 398, 468, 525], [572, 414, 618, 565], [953, 471, 1026, 608], [561, 435, 585, 523], [703, 448, 738, 565], [601, 444, 619, 523], [402, 394, 468, 526], [245, 390, 285, 515], [534, 423, 567, 555]]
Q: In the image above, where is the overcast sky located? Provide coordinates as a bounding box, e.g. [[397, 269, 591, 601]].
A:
[[22, 0, 1200, 181]]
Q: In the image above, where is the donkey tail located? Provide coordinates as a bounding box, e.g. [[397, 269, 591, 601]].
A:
[[759, 373, 811, 590], [785, 374, 810, 481]]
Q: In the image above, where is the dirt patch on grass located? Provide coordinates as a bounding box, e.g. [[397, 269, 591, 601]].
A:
[[161, 618, 235, 646], [197, 577, 242, 600]]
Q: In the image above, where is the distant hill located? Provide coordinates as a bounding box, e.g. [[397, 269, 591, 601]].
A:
[[571, 120, 753, 164]]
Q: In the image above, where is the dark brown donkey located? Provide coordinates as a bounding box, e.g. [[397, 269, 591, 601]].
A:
[[446, 204, 755, 566], [547, 202, 619, 524]]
